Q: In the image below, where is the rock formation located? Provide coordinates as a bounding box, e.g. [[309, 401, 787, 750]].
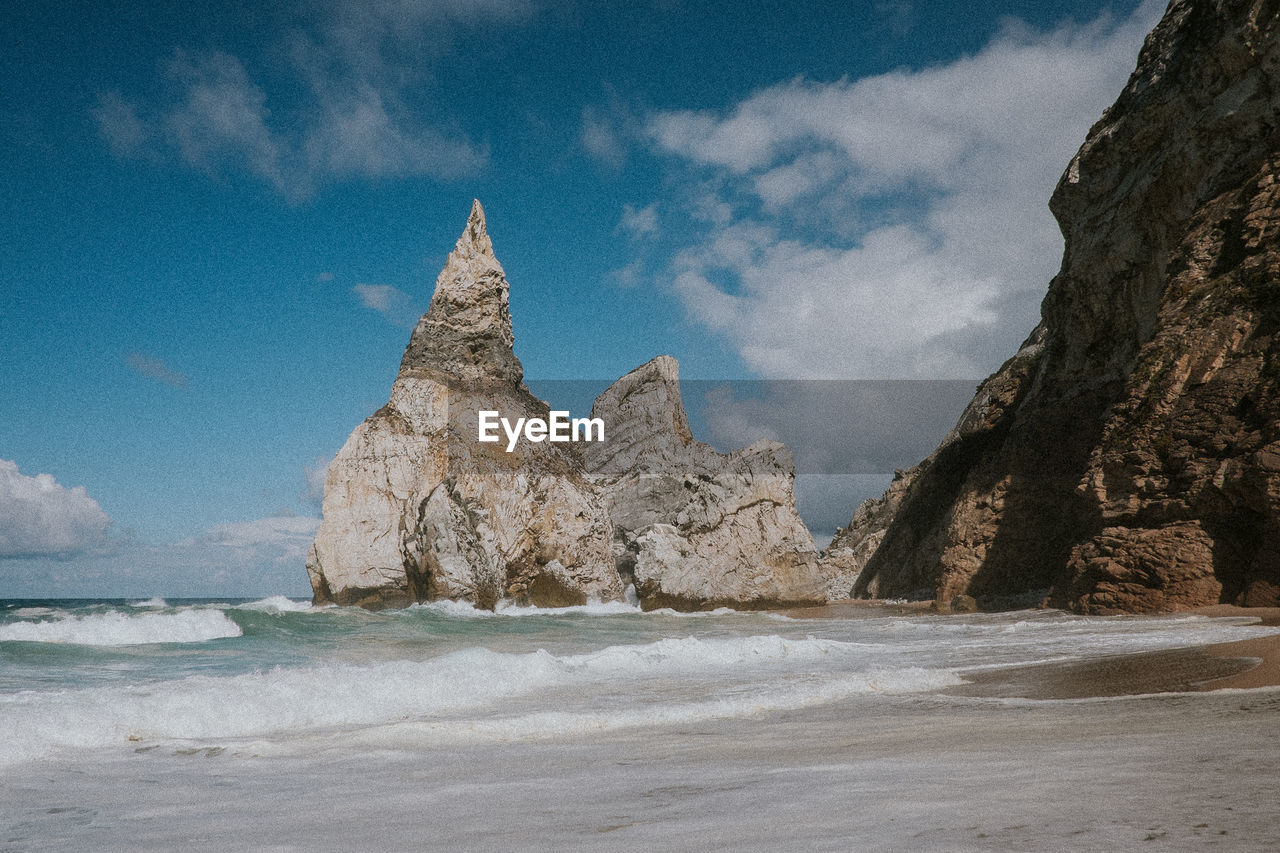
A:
[[837, 0, 1280, 613], [307, 201, 620, 609], [308, 202, 826, 611], [584, 356, 825, 610]]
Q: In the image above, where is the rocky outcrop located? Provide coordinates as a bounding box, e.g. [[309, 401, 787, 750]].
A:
[[818, 466, 917, 600], [308, 203, 826, 611], [584, 357, 825, 610], [842, 0, 1280, 613], [307, 201, 620, 609]]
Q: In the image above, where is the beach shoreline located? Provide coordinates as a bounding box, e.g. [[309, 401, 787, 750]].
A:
[[779, 600, 1280, 698], [951, 604, 1280, 699]]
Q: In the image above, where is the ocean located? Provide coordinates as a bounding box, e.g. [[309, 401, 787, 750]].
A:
[[2, 596, 1279, 851]]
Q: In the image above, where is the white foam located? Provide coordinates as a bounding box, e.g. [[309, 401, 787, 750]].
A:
[[408, 599, 497, 618], [340, 666, 964, 750], [645, 606, 743, 617], [6, 611, 1278, 770], [0, 609, 243, 647], [409, 597, 643, 618], [129, 596, 169, 609], [494, 598, 642, 617], [0, 634, 905, 766], [235, 596, 312, 613]]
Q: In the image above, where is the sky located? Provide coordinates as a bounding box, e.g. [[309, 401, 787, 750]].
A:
[[0, 0, 1163, 597]]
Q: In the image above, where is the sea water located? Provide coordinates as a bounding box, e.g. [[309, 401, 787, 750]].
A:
[[2, 596, 1279, 851]]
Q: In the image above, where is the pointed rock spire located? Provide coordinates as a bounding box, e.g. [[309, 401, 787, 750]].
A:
[[459, 198, 492, 256], [400, 199, 524, 384]]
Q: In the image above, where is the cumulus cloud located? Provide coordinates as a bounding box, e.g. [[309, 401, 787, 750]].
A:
[[353, 283, 419, 326], [94, 0, 525, 197], [0, 460, 112, 558], [687, 380, 976, 475], [643, 1, 1164, 378], [124, 352, 189, 389]]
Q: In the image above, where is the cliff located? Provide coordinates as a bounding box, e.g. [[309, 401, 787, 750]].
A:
[[841, 0, 1280, 613]]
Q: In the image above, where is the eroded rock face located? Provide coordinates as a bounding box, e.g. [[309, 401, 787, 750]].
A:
[[585, 357, 825, 610], [307, 201, 621, 609], [308, 205, 825, 612], [842, 0, 1280, 613]]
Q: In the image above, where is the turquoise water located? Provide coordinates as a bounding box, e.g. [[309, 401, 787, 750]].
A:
[[3, 597, 1280, 850]]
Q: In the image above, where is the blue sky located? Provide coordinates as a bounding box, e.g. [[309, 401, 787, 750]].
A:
[[1, 0, 1161, 597]]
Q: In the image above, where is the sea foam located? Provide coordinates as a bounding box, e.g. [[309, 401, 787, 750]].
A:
[[0, 634, 915, 767], [0, 608, 243, 647], [234, 596, 313, 613], [409, 597, 643, 618]]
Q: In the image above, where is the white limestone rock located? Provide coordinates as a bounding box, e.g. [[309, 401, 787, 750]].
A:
[[307, 201, 622, 609], [585, 356, 826, 610]]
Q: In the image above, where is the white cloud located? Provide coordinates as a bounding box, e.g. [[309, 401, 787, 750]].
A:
[[300, 80, 486, 181], [617, 202, 659, 240], [92, 92, 149, 158], [608, 259, 646, 290], [693, 380, 977, 475], [303, 456, 331, 506], [353, 283, 419, 326], [581, 104, 627, 168], [96, 0, 523, 197], [186, 515, 320, 565], [0, 460, 111, 559], [124, 351, 189, 389], [320, 0, 532, 64], [164, 51, 288, 191], [644, 1, 1165, 378]]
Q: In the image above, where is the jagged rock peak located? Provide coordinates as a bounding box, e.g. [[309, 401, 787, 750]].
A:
[[460, 198, 492, 256], [584, 355, 696, 475], [400, 199, 524, 384]]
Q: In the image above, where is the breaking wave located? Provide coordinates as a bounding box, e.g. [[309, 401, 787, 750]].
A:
[[0, 609, 243, 647], [0, 634, 947, 766]]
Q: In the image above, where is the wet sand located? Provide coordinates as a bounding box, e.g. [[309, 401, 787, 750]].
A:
[[947, 605, 1280, 699], [779, 600, 1280, 699]]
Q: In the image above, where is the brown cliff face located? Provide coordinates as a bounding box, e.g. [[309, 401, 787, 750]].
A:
[[847, 0, 1280, 613]]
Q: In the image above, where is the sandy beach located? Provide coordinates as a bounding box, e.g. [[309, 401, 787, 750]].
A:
[[932, 605, 1280, 699], [781, 601, 1280, 698]]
